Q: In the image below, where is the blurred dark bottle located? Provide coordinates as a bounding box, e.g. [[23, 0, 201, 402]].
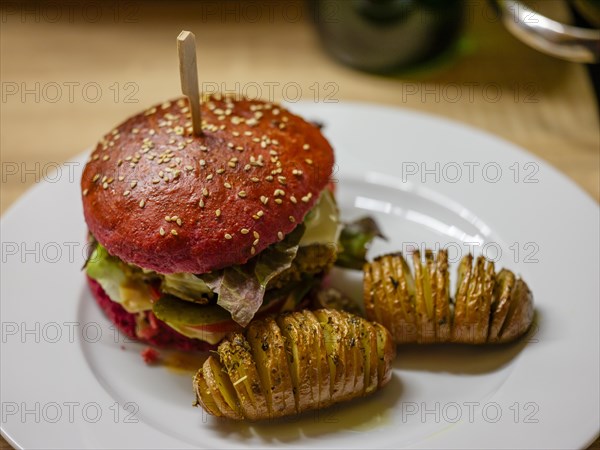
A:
[[573, 0, 600, 26], [308, 0, 465, 73]]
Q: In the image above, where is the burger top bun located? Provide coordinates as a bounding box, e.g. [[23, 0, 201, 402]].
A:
[[81, 95, 334, 274]]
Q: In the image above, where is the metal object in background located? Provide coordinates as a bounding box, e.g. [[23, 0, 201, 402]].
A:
[[309, 0, 465, 73], [493, 0, 600, 63], [310, 0, 600, 73]]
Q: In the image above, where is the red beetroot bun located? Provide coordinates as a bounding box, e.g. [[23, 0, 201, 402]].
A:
[[81, 95, 334, 274], [87, 276, 213, 351]]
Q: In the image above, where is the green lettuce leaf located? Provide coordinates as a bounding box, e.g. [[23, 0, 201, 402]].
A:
[[300, 190, 340, 247], [86, 244, 154, 312], [161, 272, 214, 303], [86, 245, 126, 303], [335, 217, 386, 270], [202, 224, 305, 327]]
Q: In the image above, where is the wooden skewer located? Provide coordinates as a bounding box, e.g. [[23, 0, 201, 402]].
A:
[[177, 30, 202, 136]]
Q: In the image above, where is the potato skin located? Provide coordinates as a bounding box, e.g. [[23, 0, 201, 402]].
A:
[[246, 317, 296, 417], [194, 309, 396, 420], [364, 251, 534, 344], [493, 278, 534, 343], [364, 253, 417, 343]]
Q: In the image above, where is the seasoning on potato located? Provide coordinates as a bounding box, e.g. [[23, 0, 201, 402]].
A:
[[364, 250, 534, 344], [193, 308, 396, 420]]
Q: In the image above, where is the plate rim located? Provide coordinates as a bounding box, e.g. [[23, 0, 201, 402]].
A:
[[1, 100, 598, 449]]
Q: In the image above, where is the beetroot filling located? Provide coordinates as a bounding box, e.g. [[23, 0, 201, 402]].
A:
[[87, 276, 214, 351]]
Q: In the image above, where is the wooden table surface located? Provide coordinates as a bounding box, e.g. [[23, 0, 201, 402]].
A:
[[1, 1, 598, 449]]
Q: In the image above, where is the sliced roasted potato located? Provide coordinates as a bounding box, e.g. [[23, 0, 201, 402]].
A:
[[313, 309, 347, 402], [363, 260, 377, 323], [497, 278, 534, 343], [433, 250, 451, 342], [379, 255, 402, 343], [217, 335, 265, 420], [285, 313, 319, 408], [365, 253, 417, 343], [356, 312, 379, 394], [246, 317, 295, 418], [193, 369, 223, 417], [477, 259, 495, 343], [301, 310, 332, 408], [195, 309, 396, 420], [231, 333, 269, 416], [463, 256, 486, 343], [459, 256, 494, 343], [395, 254, 418, 342], [452, 254, 473, 343], [363, 256, 387, 328], [413, 251, 436, 343], [337, 311, 360, 401], [203, 357, 243, 419], [336, 312, 358, 401], [346, 313, 366, 396], [364, 251, 534, 345], [488, 269, 516, 342], [276, 313, 312, 413], [374, 323, 395, 387]]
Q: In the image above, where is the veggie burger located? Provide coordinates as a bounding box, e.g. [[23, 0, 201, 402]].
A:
[[81, 95, 339, 350]]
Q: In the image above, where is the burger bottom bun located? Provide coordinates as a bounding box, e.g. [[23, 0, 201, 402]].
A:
[[87, 276, 214, 352]]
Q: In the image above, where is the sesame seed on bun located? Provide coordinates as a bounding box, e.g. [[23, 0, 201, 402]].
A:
[[81, 95, 334, 274]]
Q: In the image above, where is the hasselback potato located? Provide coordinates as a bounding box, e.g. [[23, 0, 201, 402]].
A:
[[193, 309, 395, 420], [364, 250, 534, 344]]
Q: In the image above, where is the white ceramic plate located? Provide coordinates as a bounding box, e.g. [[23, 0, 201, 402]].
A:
[[1, 102, 598, 449]]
